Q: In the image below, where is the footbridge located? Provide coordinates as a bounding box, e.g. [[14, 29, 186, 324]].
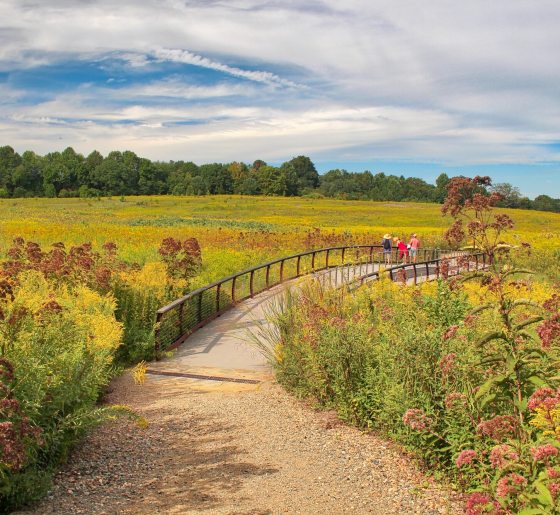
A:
[[149, 245, 486, 384]]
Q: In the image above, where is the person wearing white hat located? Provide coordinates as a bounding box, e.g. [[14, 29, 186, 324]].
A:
[[382, 233, 392, 265]]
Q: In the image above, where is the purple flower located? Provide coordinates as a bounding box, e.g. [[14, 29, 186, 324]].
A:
[[489, 444, 519, 469], [402, 409, 433, 431]]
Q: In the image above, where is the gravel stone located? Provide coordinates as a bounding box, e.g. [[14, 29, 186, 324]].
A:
[[18, 374, 464, 514]]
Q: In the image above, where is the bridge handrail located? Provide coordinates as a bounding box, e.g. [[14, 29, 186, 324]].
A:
[[157, 245, 384, 314], [355, 251, 488, 286], [154, 244, 474, 357]]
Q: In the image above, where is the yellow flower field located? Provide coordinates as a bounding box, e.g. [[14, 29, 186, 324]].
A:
[[0, 195, 558, 285]]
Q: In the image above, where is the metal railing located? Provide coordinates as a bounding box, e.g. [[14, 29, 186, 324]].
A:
[[355, 251, 488, 287], [154, 245, 450, 356]]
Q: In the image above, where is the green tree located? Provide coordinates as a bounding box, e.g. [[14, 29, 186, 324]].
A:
[[491, 182, 522, 208], [12, 151, 43, 196], [255, 165, 298, 196], [282, 155, 319, 190], [533, 194, 560, 212], [167, 161, 198, 194], [434, 173, 450, 203], [79, 150, 104, 188], [198, 163, 233, 194], [138, 158, 167, 195], [0, 145, 21, 195]]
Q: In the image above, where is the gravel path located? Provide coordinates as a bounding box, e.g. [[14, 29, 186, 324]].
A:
[[20, 374, 463, 514]]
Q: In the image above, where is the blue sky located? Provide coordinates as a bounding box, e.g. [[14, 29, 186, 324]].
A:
[[1, 1, 559, 198]]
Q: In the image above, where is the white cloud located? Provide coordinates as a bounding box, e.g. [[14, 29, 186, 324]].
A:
[[0, 0, 559, 188]]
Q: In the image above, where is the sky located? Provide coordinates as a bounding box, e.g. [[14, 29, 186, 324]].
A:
[[1, 0, 559, 198]]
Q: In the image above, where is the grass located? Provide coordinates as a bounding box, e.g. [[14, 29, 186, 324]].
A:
[[1, 195, 558, 285]]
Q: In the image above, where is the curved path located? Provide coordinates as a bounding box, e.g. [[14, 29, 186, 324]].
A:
[[148, 262, 382, 384], [23, 260, 465, 514], [148, 256, 451, 384]]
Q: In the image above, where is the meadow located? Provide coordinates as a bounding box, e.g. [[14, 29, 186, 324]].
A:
[[1, 195, 559, 286], [0, 193, 559, 510]]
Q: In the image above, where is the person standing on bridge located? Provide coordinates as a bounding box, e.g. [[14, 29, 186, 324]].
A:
[[382, 233, 392, 265], [397, 238, 409, 263], [409, 233, 420, 263]]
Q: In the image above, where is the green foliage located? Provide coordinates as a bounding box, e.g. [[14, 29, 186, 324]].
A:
[[0, 145, 557, 210], [0, 271, 126, 509]]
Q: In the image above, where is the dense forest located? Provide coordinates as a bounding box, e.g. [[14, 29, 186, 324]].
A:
[[0, 145, 558, 212]]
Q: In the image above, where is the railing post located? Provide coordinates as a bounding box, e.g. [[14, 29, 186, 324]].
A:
[[426, 262, 431, 280], [369, 246, 373, 263], [154, 312, 162, 360], [389, 268, 394, 281], [280, 259, 285, 282], [296, 256, 301, 276], [179, 302, 184, 333], [413, 264, 417, 285], [311, 251, 316, 270], [250, 270, 255, 296], [435, 261, 439, 279], [475, 254, 479, 270], [231, 275, 236, 303], [326, 249, 330, 268], [341, 247, 346, 264], [197, 293, 203, 323], [266, 264, 270, 288], [216, 283, 221, 312]]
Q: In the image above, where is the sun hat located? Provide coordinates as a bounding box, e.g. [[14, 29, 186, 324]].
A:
[[383, 233, 391, 239]]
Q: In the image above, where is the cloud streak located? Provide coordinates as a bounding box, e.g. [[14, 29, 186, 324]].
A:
[[152, 48, 300, 88]]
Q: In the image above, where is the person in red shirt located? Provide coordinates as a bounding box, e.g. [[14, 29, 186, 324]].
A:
[[396, 238, 408, 263]]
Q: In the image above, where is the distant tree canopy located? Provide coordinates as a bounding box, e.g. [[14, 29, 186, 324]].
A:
[[0, 145, 557, 212]]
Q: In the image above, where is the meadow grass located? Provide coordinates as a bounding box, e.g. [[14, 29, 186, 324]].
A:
[[0, 195, 558, 285]]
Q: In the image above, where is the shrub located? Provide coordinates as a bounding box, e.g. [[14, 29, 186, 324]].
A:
[[0, 271, 125, 509]]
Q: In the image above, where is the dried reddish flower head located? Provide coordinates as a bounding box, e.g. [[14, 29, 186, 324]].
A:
[[443, 326, 459, 341], [537, 315, 560, 349], [444, 392, 467, 410], [528, 387, 560, 411], [158, 237, 202, 281], [456, 449, 477, 468], [543, 294, 560, 313], [489, 444, 519, 469], [439, 352, 457, 380], [402, 408, 433, 431], [465, 492, 494, 515], [531, 444, 559, 463], [476, 415, 518, 441], [496, 473, 527, 498]]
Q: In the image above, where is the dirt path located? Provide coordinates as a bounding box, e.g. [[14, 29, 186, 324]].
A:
[[22, 374, 463, 514]]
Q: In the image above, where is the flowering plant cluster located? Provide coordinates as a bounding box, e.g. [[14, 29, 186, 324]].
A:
[[158, 237, 202, 281], [400, 177, 560, 513], [269, 177, 560, 514], [0, 234, 202, 507]]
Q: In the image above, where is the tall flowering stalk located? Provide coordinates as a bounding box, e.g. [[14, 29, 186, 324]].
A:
[[441, 175, 514, 264], [404, 176, 560, 512]]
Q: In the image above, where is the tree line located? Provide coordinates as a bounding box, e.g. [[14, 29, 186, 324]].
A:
[[0, 145, 558, 212]]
